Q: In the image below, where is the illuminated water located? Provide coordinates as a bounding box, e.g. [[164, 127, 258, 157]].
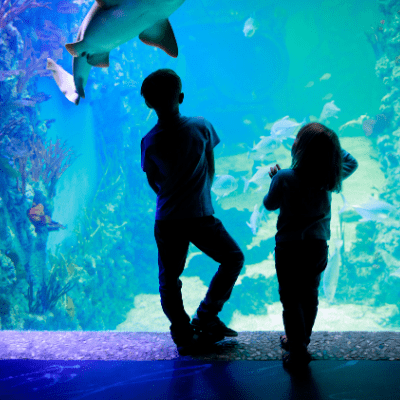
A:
[[0, 0, 399, 333]]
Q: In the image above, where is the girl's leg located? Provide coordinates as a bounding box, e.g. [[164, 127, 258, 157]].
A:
[[275, 240, 328, 357]]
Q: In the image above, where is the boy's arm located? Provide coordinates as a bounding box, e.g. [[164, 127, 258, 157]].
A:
[[206, 148, 215, 183], [146, 162, 160, 195]]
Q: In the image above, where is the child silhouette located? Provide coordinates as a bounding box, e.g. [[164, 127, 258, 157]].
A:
[[264, 122, 358, 368], [140, 69, 245, 356]]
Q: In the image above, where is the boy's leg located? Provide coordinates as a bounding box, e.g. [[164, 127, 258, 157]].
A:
[[188, 216, 245, 321], [154, 219, 192, 344]]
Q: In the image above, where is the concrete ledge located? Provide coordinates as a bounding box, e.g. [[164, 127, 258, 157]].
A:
[[0, 331, 399, 361]]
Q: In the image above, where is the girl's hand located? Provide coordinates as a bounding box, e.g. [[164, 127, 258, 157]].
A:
[[269, 164, 281, 178]]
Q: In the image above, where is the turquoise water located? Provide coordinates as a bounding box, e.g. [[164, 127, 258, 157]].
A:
[[0, 0, 399, 333]]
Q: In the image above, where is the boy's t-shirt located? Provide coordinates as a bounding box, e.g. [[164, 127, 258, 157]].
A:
[[263, 149, 358, 242], [141, 113, 220, 220]]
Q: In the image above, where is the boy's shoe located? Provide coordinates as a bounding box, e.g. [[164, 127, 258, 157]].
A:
[[177, 332, 225, 356], [191, 314, 238, 337]]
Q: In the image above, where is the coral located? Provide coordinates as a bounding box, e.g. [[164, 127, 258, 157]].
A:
[[0, 0, 51, 30], [2, 131, 78, 197], [0, 251, 17, 294], [28, 133, 78, 198], [16, 37, 52, 93]]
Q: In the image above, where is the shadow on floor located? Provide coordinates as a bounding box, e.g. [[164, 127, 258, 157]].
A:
[[0, 359, 399, 399]]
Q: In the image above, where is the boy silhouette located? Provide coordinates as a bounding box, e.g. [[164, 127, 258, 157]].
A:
[[140, 69, 245, 356]]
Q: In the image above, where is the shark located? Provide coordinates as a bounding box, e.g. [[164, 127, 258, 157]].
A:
[[47, 0, 186, 105]]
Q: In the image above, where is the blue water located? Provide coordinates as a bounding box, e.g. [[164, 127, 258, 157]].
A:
[[1, 0, 399, 333]]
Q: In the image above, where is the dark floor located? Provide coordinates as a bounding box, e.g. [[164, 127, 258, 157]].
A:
[[0, 359, 399, 400], [0, 331, 399, 399]]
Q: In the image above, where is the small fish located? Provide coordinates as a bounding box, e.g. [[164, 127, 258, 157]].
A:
[[319, 100, 340, 122], [322, 93, 333, 100], [320, 73, 331, 81], [323, 239, 343, 303], [248, 135, 280, 159], [211, 175, 238, 200], [0, 70, 23, 80], [246, 204, 265, 235], [27, 203, 67, 231], [243, 17, 258, 38], [12, 99, 37, 107], [270, 116, 306, 140], [305, 81, 314, 88], [390, 267, 400, 279], [338, 194, 361, 222], [362, 114, 388, 137], [243, 165, 272, 193], [339, 114, 369, 132], [352, 197, 395, 222], [30, 92, 52, 103], [57, 0, 79, 13]]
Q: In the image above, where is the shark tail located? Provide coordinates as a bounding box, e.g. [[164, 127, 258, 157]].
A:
[[46, 58, 57, 71], [46, 58, 80, 105]]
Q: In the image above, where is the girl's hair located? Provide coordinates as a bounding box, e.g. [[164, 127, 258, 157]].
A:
[[140, 68, 182, 109], [290, 122, 343, 193]]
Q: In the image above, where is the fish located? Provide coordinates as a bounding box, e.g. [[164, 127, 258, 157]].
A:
[[248, 135, 280, 159], [339, 114, 369, 132], [246, 204, 265, 235], [390, 267, 400, 279], [322, 93, 333, 100], [47, 58, 80, 104], [270, 116, 306, 140], [243, 17, 258, 38], [338, 193, 361, 222], [243, 165, 272, 193], [47, 0, 186, 105], [57, 0, 80, 13], [319, 100, 340, 122], [320, 73, 331, 81], [362, 114, 388, 137], [0, 70, 23, 80], [211, 175, 238, 200], [30, 92, 52, 103], [12, 99, 37, 107], [27, 203, 67, 231], [323, 239, 343, 303], [352, 197, 395, 222], [305, 81, 314, 88]]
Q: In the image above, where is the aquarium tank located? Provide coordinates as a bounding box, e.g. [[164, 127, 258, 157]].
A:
[[0, 0, 399, 334]]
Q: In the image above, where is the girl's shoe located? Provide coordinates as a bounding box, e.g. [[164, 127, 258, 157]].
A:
[[280, 335, 289, 351], [282, 351, 312, 370]]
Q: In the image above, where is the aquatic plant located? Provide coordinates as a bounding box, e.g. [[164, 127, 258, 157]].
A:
[[0, 0, 51, 30], [27, 261, 79, 315]]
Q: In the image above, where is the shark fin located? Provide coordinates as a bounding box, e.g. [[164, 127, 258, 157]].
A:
[[87, 52, 110, 68], [65, 40, 85, 57], [139, 19, 178, 58]]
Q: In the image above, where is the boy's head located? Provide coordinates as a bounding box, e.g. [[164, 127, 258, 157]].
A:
[[141, 69, 183, 114]]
